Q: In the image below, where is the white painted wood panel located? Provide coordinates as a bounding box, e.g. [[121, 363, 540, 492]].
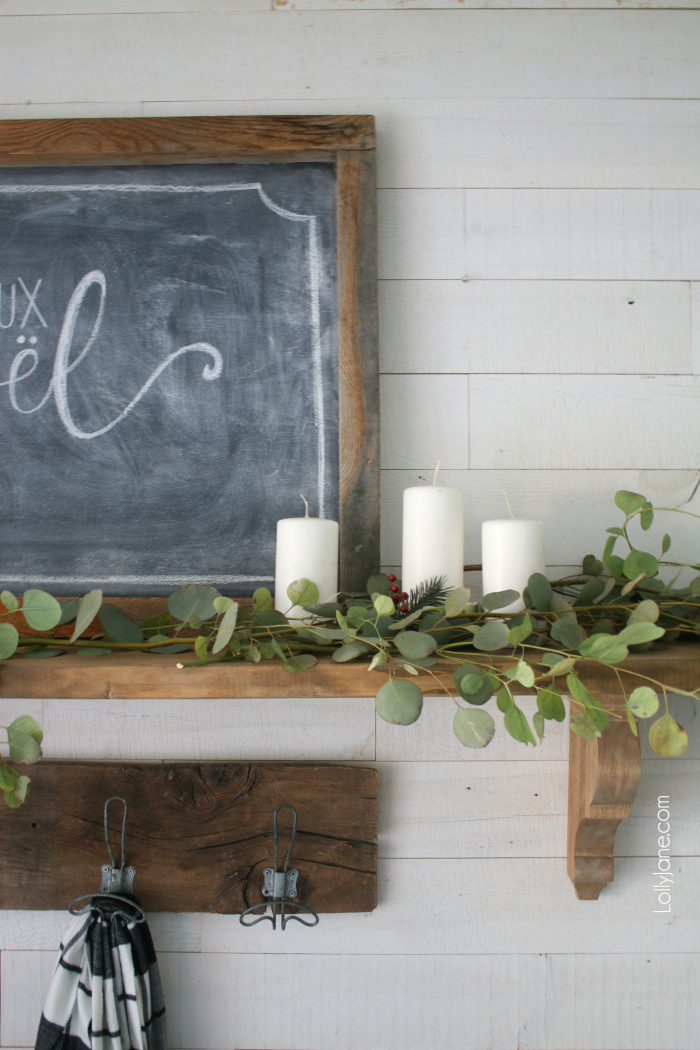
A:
[[280, 0, 700, 9], [693, 282, 700, 374], [380, 374, 469, 469], [544, 954, 700, 1050], [469, 375, 700, 470], [379, 759, 700, 859], [381, 468, 700, 567], [199, 856, 699, 954], [1, 951, 55, 1048], [139, 98, 700, 191], [464, 190, 700, 280], [1, 13, 699, 105], [39, 697, 375, 761], [377, 695, 569, 761], [379, 281, 692, 375], [378, 189, 464, 280], [0, 910, 201, 952], [4, 950, 698, 1050], [0, 1, 268, 11]]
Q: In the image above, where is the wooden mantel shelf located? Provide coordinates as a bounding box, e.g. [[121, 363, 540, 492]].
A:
[[1, 642, 698, 901], [0, 641, 699, 701]]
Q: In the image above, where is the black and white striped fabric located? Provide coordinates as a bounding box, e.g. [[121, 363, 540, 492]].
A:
[[35, 895, 166, 1050]]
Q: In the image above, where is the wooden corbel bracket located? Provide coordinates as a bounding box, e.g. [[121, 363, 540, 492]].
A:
[[567, 697, 642, 900]]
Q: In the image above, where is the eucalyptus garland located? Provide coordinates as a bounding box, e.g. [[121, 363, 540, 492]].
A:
[[1, 489, 699, 807]]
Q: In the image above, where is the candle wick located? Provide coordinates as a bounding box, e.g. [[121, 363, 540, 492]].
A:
[[300, 493, 309, 518], [503, 490, 515, 519], [432, 460, 441, 486]]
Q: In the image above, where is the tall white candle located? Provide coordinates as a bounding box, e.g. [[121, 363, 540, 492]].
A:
[[402, 485, 464, 595], [274, 515, 339, 618], [481, 519, 545, 613]]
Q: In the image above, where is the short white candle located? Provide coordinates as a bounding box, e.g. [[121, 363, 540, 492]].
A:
[[481, 519, 545, 614], [402, 485, 464, 595], [274, 513, 339, 619]]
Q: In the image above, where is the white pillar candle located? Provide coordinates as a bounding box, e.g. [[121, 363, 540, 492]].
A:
[[274, 516, 339, 618], [481, 519, 545, 613], [402, 486, 464, 595]]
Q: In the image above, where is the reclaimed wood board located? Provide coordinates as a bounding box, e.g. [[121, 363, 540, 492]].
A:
[[0, 761, 377, 913], [0, 643, 698, 699]]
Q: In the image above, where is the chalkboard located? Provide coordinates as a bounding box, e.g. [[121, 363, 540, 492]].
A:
[[0, 117, 379, 596]]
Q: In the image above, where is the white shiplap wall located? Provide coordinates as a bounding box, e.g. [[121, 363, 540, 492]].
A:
[[0, 4, 699, 1049]]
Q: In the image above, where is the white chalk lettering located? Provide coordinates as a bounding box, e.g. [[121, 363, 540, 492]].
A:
[[0, 283, 15, 329], [17, 277, 48, 328], [1, 269, 223, 439]]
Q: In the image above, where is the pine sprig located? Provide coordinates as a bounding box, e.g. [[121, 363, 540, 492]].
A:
[[405, 575, 450, 615]]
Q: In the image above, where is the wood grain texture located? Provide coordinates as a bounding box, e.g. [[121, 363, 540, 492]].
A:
[[2, 12, 700, 104], [0, 115, 375, 166], [0, 762, 377, 914], [464, 189, 700, 280], [380, 374, 469, 469], [470, 375, 700, 469], [567, 697, 642, 899], [378, 188, 464, 279], [379, 280, 692, 375], [2, 643, 700, 699], [338, 148, 380, 590]]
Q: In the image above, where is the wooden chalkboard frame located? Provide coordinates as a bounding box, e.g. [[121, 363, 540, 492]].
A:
[[0, 115, 379, 593]]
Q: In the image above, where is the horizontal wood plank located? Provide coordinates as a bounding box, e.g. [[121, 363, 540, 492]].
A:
[[379, 281, 692, 375], [37, 696, 375, 761], [3, 12, 699, 105], [198, 855, 699, 953], [380, 374, 469, 469], [380, 468, 700, 567], [464, 189, 700, 280], [4, 949, 697, 1050], [0, 762, 377, 913], [470, 375, 700, 469], [1, 644, 699, 699], [378, 188, 464, 279]]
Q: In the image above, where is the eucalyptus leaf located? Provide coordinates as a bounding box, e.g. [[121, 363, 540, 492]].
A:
[[496, 686, 514, 713], [504, 704, 537, 746], [626, 686, 659, 719], [375, 677, 424, 725], [393, 631, 436, 660], [508, 659, 535, 688], [245, 644, 262, 663], [570, 712, 599, 741], [578, 633, 629, 665], [366, 574, 392, 597], [252, 588, 273, 615], [593, 578, 617, 605], [537, 687, 566, 722], [11, 774, 29, 804], [574, 578, 606, 605], [372, 593, 395, 618], [98, 604, 144, 644], [332, 640, 371, 662], [287, 579, 319, 608], [307, 626, 355, 642], [168, 584, 219, 624], [368, 650, 389, 671], [640, 505, 654, 531], [0, 764, 17, 791], [0, 590, 18, 613], [523, 574, 550, 612], [628, 599, 660, 625], [212, 601, 239, 654], [648, 712, 688, 757], [251, 610, 289, 632], [458, 672, 488, 695], [362, 616, 395, 640], [194, 635, 209, 660], [4, 789, 22, 809], [388, 609, 424, 630], [58, 600, 80, 626], [444, 587, 472, 618], [77, 647, 113, 657], [541, 655, 576, 677], [533, 711, 545, 741], [469, 620, 509, 652], [481, 589, 519, 613], [508, 614, 533, 647], [617, 622, 665, 646], [614, 490, 648, 515], [582, 555, 604, 577], [623, 550, 659, 581], [145, 643, 192, 655], [0, 623, 19, 660], [662, 534, 672, 555], [23, 588, 62, 632], [9, 733, 41, 764], [70, 590, 103, 642], [8, 715, 43, 746], [453, 707, 495, 749], [213, 596, 235, 615], [282, 653, 317, 674], [402, 663, 419, 675]]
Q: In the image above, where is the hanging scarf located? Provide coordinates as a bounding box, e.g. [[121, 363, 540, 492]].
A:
[[35, 895, 166, 1050]]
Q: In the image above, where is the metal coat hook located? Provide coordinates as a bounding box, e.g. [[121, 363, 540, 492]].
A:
[[68, 796, 145, 923], [240, 804, 319, 931]]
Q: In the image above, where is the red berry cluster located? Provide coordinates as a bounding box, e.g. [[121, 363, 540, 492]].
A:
[[387, 575, 408, 613]]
